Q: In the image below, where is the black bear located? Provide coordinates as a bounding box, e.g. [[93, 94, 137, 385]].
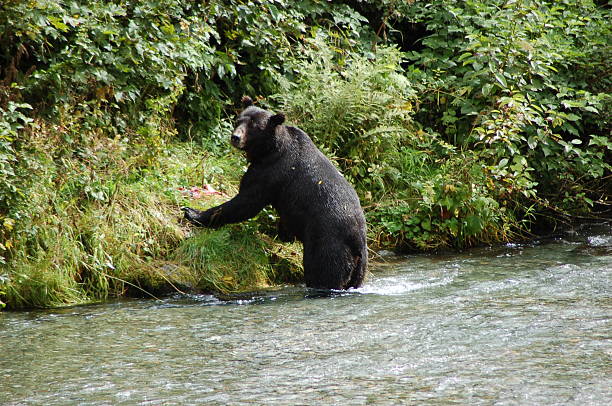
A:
[[182, 97, 367, 290]]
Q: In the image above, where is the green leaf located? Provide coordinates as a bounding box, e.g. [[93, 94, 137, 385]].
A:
[[458, 52, 472, 62], [48, 16, 69, 32], [527, 136, 538, 149], [421, 218, 432, 231], [482, 83, 493, 97], [566, 113, 580, 121], [494, 72, 507, 88], [465, 215, 483, 235], [269, 4, 281, 22], [589, 136, 612, 149]]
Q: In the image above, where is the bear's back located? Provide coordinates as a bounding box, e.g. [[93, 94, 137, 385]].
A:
[[270, 125, 365, 242]]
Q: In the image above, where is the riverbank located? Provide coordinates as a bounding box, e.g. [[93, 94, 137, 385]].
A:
[[0, 141, 306, 310], [0, 133, 607, 310]]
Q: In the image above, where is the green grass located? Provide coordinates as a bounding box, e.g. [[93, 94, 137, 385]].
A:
[[0, 142, 303, 310]]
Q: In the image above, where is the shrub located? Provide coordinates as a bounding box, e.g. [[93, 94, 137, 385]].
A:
[[395, 0, 610, 216]]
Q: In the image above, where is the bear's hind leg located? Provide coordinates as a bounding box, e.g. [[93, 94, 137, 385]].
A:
[[303, 241, 355, 290], [345, 250, 366, 289]]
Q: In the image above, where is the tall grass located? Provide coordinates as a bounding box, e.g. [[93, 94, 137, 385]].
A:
[[0, 126, 302, 309]]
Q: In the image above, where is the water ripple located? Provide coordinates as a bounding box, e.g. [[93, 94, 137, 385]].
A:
[[1, 225, 610, 405]]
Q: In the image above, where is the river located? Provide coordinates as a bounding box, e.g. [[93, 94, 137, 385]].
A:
[[1, 223, 610, 405]]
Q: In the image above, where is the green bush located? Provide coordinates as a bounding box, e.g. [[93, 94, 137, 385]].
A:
[[0, 0, 369, 136], [394, 0, 610, 215], [368, 151, 515, 250]]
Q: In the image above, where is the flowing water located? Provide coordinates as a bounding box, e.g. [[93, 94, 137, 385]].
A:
[[1, 223, 611, 405]]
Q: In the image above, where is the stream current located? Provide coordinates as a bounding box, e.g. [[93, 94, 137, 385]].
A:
[[1, 223, 611, 405]]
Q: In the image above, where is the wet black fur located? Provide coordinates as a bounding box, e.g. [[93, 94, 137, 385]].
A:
[[182, 98, 368, 290]]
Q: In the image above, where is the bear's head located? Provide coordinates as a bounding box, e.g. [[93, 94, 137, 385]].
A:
[[231, 96, 285, 156]]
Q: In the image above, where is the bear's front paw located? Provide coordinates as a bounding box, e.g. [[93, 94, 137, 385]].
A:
[[181, 206, 208, 227]]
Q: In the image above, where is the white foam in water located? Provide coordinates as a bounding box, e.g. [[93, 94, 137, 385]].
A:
[[357, 276, 428, 296], [587, 235, 611, 247]]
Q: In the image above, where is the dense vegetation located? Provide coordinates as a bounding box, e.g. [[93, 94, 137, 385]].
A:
[[1, 0, 609, 309]]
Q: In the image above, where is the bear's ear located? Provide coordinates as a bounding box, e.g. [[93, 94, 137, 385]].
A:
[[241, 96, 254, 108], [269, 113, 285, 128]]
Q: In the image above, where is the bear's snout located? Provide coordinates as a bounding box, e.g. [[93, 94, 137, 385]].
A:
[[231, 125, 247, 149]]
